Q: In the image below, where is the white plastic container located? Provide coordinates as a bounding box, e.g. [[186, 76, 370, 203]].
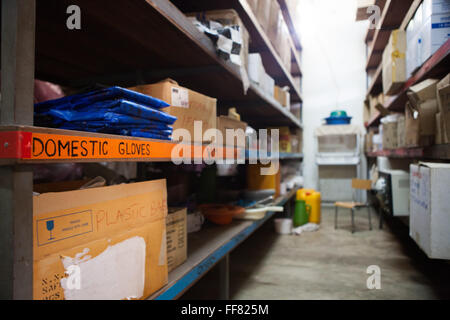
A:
[[274, 218, 292, 234]]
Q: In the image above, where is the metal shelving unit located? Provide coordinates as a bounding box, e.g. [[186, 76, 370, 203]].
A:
[[366, 39, 450, 127], [0, 0, 304, 300]]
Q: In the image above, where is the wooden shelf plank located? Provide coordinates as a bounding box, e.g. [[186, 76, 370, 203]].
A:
[[366, 39, 450, 127], [148, 187, 299, 300], [0, 126, 244, 164]]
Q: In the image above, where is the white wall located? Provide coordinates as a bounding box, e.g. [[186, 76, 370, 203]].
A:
[[295, 0, 369, 190]]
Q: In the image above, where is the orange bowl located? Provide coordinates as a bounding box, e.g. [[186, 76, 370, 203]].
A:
[[199, 204, 245, 225]]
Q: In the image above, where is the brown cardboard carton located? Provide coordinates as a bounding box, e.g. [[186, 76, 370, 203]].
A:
[[382, 121, 398, 149], [437, 73, 450, 143], [435, 113, 444, 144], [267, 0, 281, 45], [382, 30, 406, 95], [33, 180, 168, 300], [407, 79, 439, 109], [166, 208, 187, 273], [365, 130, 374, 153], [274, 85, 290, 108], [216, 115, 247, 148], [404, 102, 435, 147], [397, 115, 406, 148], [130, 79, 216, 143]]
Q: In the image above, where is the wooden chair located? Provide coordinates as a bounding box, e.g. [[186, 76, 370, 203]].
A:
[[334, 179, 372, 233]]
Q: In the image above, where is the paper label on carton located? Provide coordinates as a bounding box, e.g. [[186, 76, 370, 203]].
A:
[[36, 210, 93, 247], [60, 236, 146, 300], [171, 87, 189, 108]]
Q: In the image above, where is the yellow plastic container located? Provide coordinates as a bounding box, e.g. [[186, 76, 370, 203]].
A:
[[296, 189, 321, 224]]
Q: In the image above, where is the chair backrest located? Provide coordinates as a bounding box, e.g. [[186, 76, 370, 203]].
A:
[[351, 179, 372, 190]]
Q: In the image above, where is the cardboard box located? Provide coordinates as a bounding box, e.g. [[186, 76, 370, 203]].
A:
[[267, 0, 282, 45], [274, 85, 290, 109], [130, 79, 217, 143], [405, 101, 435, 147], [248, 53, 266, 86], [33, 179, 168, 300], [405, 78, 439, 146], [407, 78, 439, 108], [365, 130, 374, 153], [369, 93, 385, 118], [166, 208, 187, 272], [410, 162, 450, 260], [382, 30, 407, 95], [382, 121, 398, 149], [437, 73, 450, 143], [261, 72, 275, 98], [406, 1, 450, 77], [435, 112, 444, 144], [397, 115, 406, 148], [216, 115, 247, 148]]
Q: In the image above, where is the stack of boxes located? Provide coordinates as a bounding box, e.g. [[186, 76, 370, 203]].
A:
[[406, 0, 450, 78], [248, 0, 293, 73]]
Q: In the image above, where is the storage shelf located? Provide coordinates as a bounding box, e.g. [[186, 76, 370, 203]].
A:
[[18, 0, 302, 129], [366, 144, 450, 160], [148, 187, 299, 300], [0, 126, 306, 164], [366, 39, 450, 127], [169, 0, 302, 101], [365, 0, 413, 70], [0, 125, 244, 164], [366, 0, 421, 96]]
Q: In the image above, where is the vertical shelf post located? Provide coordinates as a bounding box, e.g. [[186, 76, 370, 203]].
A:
[[219, 253, 230, 300], [0, 0, 36, 300]]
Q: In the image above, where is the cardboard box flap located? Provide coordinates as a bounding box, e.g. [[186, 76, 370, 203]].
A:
[[437, 74, 450, 90], [375, 103, 391, 117], [158, 78, 179, 86], [407, 79, 439, 108]]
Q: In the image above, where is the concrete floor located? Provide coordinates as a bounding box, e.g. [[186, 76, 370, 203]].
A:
[[182, 207, 450, 300]]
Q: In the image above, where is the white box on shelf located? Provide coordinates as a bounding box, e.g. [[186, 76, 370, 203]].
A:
[[422, 0, 450, 21], [248, 53, 266, 86], [418, 13, 450, 66], [261, 72, 275, 98], [410, 162, 450, 260]]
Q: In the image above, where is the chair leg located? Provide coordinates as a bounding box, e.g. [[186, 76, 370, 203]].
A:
[[351, 208, 355, 234], [335, 206, 338, 229], [368, 207, 372, 230]]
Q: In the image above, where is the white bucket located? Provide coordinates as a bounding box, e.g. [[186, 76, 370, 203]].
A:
[[274, 218, 292, 235]]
